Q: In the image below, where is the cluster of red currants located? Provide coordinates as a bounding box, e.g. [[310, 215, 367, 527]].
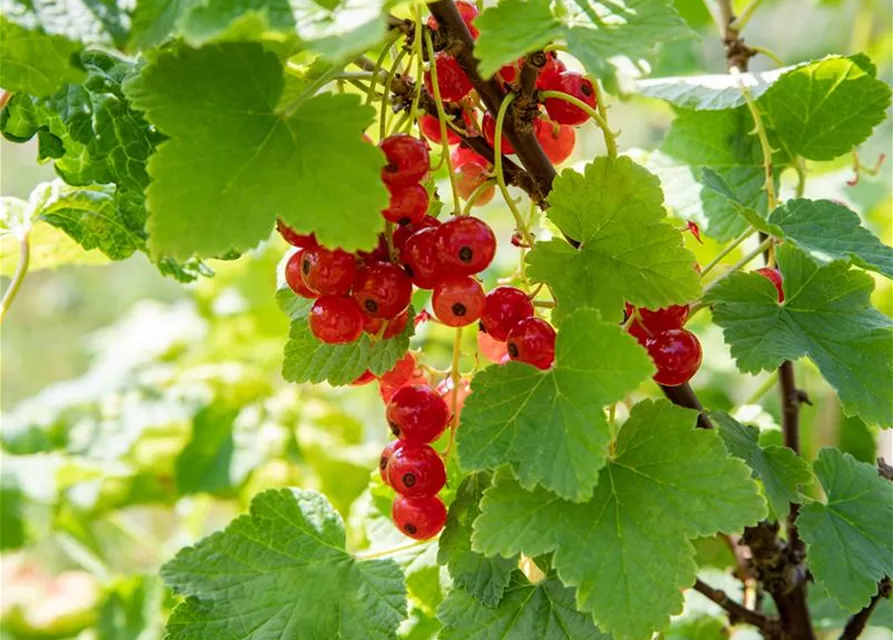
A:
[[625, 303, 702, 387], [419, 1, 595, 208]]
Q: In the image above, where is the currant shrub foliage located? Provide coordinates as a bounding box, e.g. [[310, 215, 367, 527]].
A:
[[2, 0, 892, 638]]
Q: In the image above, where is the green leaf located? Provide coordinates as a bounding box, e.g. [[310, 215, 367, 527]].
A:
[[697, 168, 782, 236], [437, 473, 516, 608], [438, 572, 610, 639], [473, 0, 564, 78], [457, 308, 653, 502], [636, 64, 798, 110], [758, 54, 892, 161], [3, 0, 130, 48], [709, 411, 813, 519], [0, 482, 27, 551], [705, 245, 893, 427], [768, 199, 893, 279], [473, 400, 767, 640], [0, 16, 85, 96], [162, 488, 406, 639], [526, 157, 700, 322], [561, 0, 695, 81], [125, 42, 387, 260], [174, 403, 240, 496], [659, 107, 782, 242], [276, 285, 414, 386], [797, 449, 893, 611]]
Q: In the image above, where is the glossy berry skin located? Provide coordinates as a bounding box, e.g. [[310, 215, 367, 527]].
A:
[[478, 329, 510, 364], [755, 267, 785, 302], [435, 216, 496, 276], [277, 220, 316, 248], [364, 309, 410, 339], [482, 112, 515, 154], [393, 215, 440, 253], [481, 286, 535, 341], [427, 0, 479, 38], [352, 370, 376, 386], [452, 145, 490, 169], [507, 317, 556, 370], [419, 114, 460, 145], [352, 261, 412, 319], [309, 295, 365, 344], [383, 183, 429, 225], [645, 328, 702, 387], [285, 250, 317, 299], [401, 227, 445, 289], [626, 303, 690, 343], [386, 443, 447, 498], [392, 495, 447, 540], [380, 134, 430, 187], [535, 52, 567, 88], [301, 246, 357, 296], [541, 72, 597, 126], [379, 440, 404, 485], [432, 276, 486, 327], [455, 163, 495, 206], [386, 384, 451, 443], [534, 118, 575, 165], [426, 53, 474, 102]]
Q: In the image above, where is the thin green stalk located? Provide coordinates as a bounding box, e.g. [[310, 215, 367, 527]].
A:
[[380, 49, 408, 139], [703, 236, 774, 295], [355, 539, 431, 559], [730, 0, 763, 31], [442, 326, 464, 459], [494, 94, 535, 245], [736, 74, 778, 211], [539, 90, 617, 158], [408, 5, 425, 134], [794, 157, 807, 198], [750, 46, 785, 67], [424, 31, 461, 214], [367, 34, 399, 106], [461, 178, 497, 215], [0, 231, 30, 324], [700, 226, 758, 278], [739, 371, 780, 409]]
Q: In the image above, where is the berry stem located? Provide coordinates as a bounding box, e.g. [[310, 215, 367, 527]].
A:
[[736, 72, 778, 211], [749, 45, 785, 67], [367, 34, 399, 106], [461, 178, 497, 215], [408, 5, 425, 134], [702, 235, 774, 295], [699, 225, 758, 277], [355, 539, 432, 559], [794, 156, 807, 198], [729, 0, 764, 31], [442, 326, 464, 459], [495, 94, 536, 246], [736, 370, 780, 411], [423, 30, 462, 214], [539, 90, 617, 159], [381, 48, 409, 139], [0, 229, 30, 324]]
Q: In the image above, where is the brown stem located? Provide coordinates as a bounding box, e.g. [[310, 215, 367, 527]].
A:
[[694, 578, 781, 636], [716, 0, 754, 71], [839, 579, 892, 639], [660, 383, 714, 429]]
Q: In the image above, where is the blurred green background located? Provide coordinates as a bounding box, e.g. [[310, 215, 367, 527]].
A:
[[1, 0, 891, 636]]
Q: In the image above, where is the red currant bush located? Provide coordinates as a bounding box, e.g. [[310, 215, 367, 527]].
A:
[[386, 384, 451, 443], [386, 443, 447, 497], [432, 276, 486, 327], [380, 134, 429, 187], [352, 261, 412, 319], [435, 216, 497, 275], [391, 495, 447, 540], [541, 71, 597, 126], [308, 295, 365, 344], [301, 246, 357, 296], [644, 328, 703, 387], [507, 317, 556, 369], [755, 267, 785, 302], [481, 286, 535, 341]]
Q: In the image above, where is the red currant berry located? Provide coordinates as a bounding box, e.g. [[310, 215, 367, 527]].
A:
[[755, 267, 785, 302], [534, 117, 576, 165], [625, 303, 691, 343], [541, 72, 597, 127], [379, 352, 422, 398], [357, 234, 391, 264], [352, 369, 376, 386], [482, 112, 515, 154], [386, 384, 451, 443], [392, 495, 447, 540], [478, 329, 510, 364], [387, 443, 447, 497], [382, 183, 429, 225], [433, 276, 486, 327], [645, 328, 702, 387], [427, 0, 480, 38], [480, 286, 535, 341], [506, 317, 556, 370], [452, 145, 490, 169], [498, 58, 524, 85], [380, 134, 430, 187], [535, 52, 566, 88], [363, 307, 409, 339], [285, 250, 317, 298], [352, 261, 412, 319], [301, 246, 357, 296], [394, 215, 441, 253], [309, 295, 365, 344], [401, 227, 446, 289], [455, 163, 495, 207], [425, 53, 474, 102], [435, 216, 496, 275], [379, 440, 405, 485], [419, 114, 460, 145], [277, 220, 316, 248]]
